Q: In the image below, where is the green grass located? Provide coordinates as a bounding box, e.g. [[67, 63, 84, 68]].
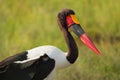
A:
[[0, 0, 120, 80]]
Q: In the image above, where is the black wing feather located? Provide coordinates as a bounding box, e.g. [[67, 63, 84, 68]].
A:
[[0, 52, 55, 80], [31, 54, 55, 80], [0, 51, 28, 73]]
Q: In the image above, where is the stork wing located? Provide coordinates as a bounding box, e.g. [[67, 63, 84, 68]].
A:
[[0, 52, 55, 80], [0, 51, 28, 73], [31, 54, 55, 80]]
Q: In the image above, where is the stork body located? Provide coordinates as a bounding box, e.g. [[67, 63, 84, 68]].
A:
[[0, 46, 71, 80], [0, 9, 100, 80]]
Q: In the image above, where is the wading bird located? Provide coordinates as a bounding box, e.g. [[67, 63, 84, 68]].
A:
[[0, 9, 101, 80]]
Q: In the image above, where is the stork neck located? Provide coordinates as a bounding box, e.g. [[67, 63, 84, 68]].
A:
[[62, 29, 78, 64]]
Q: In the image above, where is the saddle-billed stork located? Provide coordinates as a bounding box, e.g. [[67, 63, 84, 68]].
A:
[[0, 9, 101, 80]]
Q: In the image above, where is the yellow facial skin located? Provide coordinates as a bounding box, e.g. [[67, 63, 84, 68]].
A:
[[70, 15, 80, 24]]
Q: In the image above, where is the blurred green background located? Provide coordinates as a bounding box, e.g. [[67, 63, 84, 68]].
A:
[[0, 0, 120, 80]]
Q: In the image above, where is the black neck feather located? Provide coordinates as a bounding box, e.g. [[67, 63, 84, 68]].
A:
[[57, 9, 78, 64]]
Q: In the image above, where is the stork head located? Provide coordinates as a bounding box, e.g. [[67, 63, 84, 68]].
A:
[[57, 9, 101, 55]]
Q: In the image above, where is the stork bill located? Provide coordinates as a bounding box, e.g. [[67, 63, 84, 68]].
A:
[[66, 14, 101, 55]]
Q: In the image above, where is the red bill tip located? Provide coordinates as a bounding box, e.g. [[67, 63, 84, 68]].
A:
[[80, 34, 101, 55]]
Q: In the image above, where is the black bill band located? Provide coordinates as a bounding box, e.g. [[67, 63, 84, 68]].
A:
[[70, 24, 85, 37]]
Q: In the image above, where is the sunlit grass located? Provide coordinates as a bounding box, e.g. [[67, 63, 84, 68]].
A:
[[0, 0, 120, 80]]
